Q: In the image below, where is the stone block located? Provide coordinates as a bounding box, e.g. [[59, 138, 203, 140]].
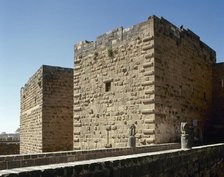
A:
[[142, 36, 153, 42], [143, 129, 155, 135], [142, 44, 154, 51]]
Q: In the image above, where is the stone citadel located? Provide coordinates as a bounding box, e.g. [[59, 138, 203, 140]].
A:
[[20, 15, 224, 154]]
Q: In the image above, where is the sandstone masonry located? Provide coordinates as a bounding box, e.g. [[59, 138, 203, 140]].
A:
[[20, 15, 223, 153], [208, 63, 224, 141], [0, 142, 19, 155], [0, 143, 223, 177], [20, 65, 73, 154], [73, 16, 218, 149]]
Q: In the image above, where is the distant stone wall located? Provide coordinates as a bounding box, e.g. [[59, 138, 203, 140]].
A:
[[20, 67, 43, 154], [0, 143, 223, 177], [0, 142, 19, 155], [20, 65, 73, 154], [42, 66, 73, 152], [0, 143, 179, 170]]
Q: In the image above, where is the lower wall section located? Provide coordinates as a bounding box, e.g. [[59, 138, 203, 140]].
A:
[[0, 143, 223, 177], [0, 142, 19, 155], [0, 143, 179, 170]]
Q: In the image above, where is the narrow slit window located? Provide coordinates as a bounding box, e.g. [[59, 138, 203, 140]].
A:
[[204, 92, 207, 101], [179, 85, 182, 96], [221, 79, 224, 88], [105, 82, 111, 92]]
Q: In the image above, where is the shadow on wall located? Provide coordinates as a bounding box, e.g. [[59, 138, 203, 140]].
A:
[[0, 142, 19, 155]]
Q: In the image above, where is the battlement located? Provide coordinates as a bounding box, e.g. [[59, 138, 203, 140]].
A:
[[74, 15, 216, 62], [74, 16, 154, 58]]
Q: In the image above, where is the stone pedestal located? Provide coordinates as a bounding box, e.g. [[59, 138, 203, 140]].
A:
[[128, 136, 136, 148], [181, 134, 191, 149], [181, 122, 192, 149]]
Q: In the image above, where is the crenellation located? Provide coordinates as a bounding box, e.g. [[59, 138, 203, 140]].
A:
[[74, 18, 154, 61]]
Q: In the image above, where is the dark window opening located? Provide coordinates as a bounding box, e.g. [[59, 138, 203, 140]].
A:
[[204, 92, 207, 101], [179, 85, 182, 96], [105, 82, 111, 92]]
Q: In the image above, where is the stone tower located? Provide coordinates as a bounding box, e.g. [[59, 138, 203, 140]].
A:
[[73, 16, 216, 150], [20, 65, 73, 154]]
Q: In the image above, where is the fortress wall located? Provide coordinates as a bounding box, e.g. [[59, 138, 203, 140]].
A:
[[20, 66, 73, 154], [206, 63, 224, 141], [73, 16, 156, 149], [73, 15, 217, 148], [0, 143, 223, 177], [0, 142, 19, 155], [20, 67, 43, 154], [0, 143, 179, 170], [212, 63, 224, 124], [42, 66, 73, 152], [153, 17, 216, 143]]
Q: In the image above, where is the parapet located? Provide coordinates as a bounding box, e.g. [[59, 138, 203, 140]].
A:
[[74, 16, 154, 58], [74, 15, 216, 63]]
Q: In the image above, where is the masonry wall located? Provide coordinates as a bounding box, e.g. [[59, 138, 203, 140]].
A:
[[0, 142, 19, 155], [0, 143, 179, 170], [212, 63, 224, 124], [74, 15, 218, 149], [20, 67, 43, 154], [1, 143, 223, 177], [73, 16, 217, 149], [206, 63, 224, 141], [42, 66, 73, 152], [153, 17, 216, 143], [20, 65, 73, 154], [73, 17, 156, 149]]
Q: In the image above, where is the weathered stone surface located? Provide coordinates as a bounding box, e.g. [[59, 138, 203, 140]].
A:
[[20, 15, 222, 152], [73, 17, 155, 149], [153, 17, 216, 143], [0, 142, 19, 155], [20, 66, 73, 154], [141, 98, 155, 104], [142, 44, 154, 51], [144, 118, 155, 124], [72, 15, 218, 149], [146, 137, 155, 143], [0, 143, 223, 177], [142, 36, 153, 42], [2, 143, 180, 171], [141, 81, 155, 86], [143, 129, 155, 135], [143, 62, 154, 68], [208, 63, 224, 141], [141, 109, 154, 114]]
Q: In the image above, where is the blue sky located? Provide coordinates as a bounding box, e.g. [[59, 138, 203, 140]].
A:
[[0, 0, 223, 133]]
